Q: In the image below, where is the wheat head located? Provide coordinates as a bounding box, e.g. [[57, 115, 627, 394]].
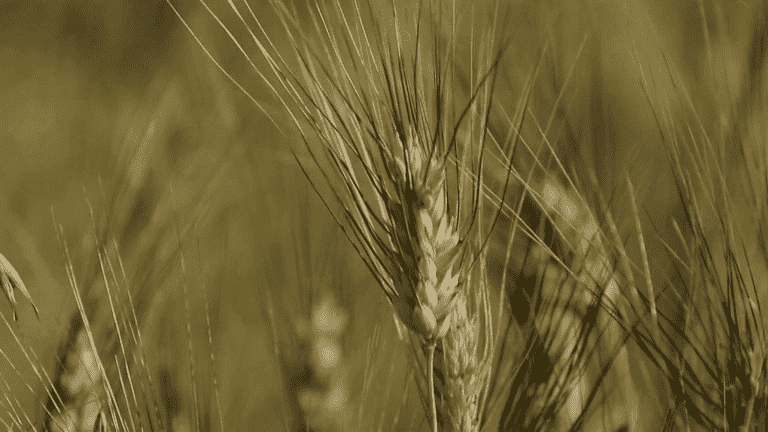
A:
[[167, 0, 516, 430]]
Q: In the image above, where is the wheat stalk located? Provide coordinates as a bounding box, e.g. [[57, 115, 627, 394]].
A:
[[295, 293, 352, 432], [385, 134, 462, 345]]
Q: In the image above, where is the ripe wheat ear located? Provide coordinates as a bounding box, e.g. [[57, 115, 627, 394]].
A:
[[0, 253, 39, 322], [166, 0, 521, 430]]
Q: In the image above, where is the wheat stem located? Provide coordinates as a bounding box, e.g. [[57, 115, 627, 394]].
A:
[[427, 341, 438, 432]]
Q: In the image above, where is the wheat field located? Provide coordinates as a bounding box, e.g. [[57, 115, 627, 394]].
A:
[[0, 0, 766, 431]]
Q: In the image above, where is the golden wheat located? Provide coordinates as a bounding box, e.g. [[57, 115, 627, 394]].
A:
[[3, 1, 768, 431], [163, 1, 515, 430]]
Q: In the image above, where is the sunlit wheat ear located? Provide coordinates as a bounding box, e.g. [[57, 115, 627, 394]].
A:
[[386, 138, 463, 344], [297, 294, 352, 432], [47, 329, 104, 432], [0, 252, 39, 321]]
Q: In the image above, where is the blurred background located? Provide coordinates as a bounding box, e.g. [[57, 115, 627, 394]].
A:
[[0, 0, 765, 431]]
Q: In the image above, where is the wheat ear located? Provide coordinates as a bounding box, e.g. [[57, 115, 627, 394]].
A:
[[441, 272, 494, 432], [387, 136, 460, 345], [169, 0, 510, 429]]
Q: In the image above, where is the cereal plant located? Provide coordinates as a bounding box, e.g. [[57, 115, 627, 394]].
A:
[[1, 0, 767, 431]]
